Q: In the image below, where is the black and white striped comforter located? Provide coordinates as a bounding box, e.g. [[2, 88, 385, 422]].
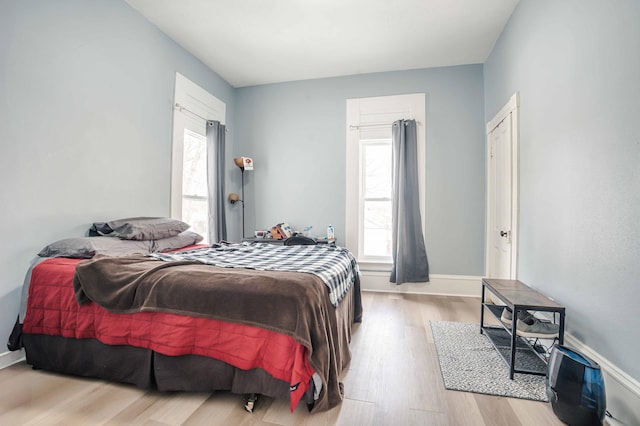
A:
[[149, 242, 359, 307]]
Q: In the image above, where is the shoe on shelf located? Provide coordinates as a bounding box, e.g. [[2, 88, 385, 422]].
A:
[[516, 313, 559, 339], [500, 308, 513, 325], [500, 308, 529, 326]]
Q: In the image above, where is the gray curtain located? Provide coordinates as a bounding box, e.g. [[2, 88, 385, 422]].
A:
[[206, 120, 227, 242], [390, 119, 429, 284]]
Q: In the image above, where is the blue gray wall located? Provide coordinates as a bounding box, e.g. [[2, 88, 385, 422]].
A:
[[233, 65, 486, 275], [0, 0, 235, 349], [484, 0, 640, 382]]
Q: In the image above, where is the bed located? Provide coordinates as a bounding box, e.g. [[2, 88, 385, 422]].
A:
[[8, 218, 362, 413]]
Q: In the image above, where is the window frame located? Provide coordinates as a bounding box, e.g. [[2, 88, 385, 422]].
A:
[[170, 73, 226, 240], [345, 94, 426, 269]]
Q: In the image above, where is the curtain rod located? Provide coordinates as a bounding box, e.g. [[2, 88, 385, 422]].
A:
[[349, 120, 422, 130], [174, 103, 229, 132]]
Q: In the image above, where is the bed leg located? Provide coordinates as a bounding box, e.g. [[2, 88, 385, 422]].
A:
[[243, 393, 258, 413]]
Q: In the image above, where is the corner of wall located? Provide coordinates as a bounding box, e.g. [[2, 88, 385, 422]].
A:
[[0, 349, 25, 370]]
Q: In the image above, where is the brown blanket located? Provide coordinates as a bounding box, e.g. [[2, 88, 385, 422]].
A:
[[73, 254, 362, 412]]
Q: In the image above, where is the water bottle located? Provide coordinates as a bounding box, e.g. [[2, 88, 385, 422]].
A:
[[327, 224, 335, 240], [303, 226, 313, 237]]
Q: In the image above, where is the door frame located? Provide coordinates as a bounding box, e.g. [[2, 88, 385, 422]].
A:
[[485, 92, 520, 279]]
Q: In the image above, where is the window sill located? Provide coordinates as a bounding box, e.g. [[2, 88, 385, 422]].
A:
[[357, 260, 393, 273]]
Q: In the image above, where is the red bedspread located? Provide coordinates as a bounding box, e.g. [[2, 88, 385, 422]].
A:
[[22, 257, 314, 411]]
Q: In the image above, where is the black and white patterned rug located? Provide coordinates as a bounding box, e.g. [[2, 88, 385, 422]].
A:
[[430, 320, 548, 401]]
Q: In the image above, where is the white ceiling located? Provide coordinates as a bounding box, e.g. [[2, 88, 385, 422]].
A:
[[126, 0, 520, 88]]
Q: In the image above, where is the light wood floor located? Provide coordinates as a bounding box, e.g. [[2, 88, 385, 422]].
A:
[[0, 292, 563, 425]]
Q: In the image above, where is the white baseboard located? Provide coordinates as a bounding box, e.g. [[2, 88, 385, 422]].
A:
[[0, 349, 25, 369], [359, 271, 482, 297], [563, 334, 640, 425]]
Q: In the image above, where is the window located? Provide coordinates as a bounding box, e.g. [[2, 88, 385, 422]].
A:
[[171, 73, 226, 244], [361, 139, 393, 257], [180, 129, 208, 239], [346, 94, 426, 266]]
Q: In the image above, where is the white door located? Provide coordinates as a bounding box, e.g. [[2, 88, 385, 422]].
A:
[[486, 93, 519, 280], [488, 116, 512, 278]]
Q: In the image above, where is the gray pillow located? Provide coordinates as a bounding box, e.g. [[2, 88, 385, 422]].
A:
[[89, 217, 190, 240], [39, 231, 204, 258], [152, 231, 204, 253]]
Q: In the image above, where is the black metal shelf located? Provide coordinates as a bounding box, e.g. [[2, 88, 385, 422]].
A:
[[481, 315, 548, 375], [480, 279, 565, 379]]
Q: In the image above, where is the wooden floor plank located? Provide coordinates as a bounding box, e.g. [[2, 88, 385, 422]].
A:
[[105, 391, 167, 425], [444, 391, 486, 426]]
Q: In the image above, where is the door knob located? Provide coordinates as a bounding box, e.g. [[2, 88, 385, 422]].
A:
[[500, 230, 508, 237]]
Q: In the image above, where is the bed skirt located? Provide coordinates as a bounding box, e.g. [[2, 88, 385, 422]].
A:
[[22, 333, 314, 405]]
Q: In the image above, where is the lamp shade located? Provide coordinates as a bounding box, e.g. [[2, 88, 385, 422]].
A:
[[234, 157, 253, 171], [228, 193, 240, 204]]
